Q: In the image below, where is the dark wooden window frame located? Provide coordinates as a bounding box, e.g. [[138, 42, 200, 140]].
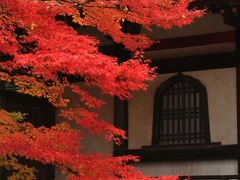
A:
[[152, 73, 211, 146]]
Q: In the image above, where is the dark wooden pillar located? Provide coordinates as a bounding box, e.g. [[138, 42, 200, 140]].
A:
[[114, 97, 128, 153], [112, 44, 130, 154], [236, 29, 240, 144], [110, 22, 140, 154], [224, 6, 240, 178], [236, 28, 240, 179]]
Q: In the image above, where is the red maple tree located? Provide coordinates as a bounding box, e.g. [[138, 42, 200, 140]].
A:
[[0, 0, 203, 179]]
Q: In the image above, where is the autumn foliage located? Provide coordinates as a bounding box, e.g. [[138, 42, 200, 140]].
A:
[[0, 0, 203, 179]]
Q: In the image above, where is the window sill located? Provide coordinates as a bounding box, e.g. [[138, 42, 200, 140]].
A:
[[142, 142, 221, 149], [114, 144, 240, 162]]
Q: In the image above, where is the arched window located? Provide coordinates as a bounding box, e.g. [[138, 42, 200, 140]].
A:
[[152, 73, 211, 146]]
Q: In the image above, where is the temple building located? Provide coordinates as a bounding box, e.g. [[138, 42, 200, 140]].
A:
[[1, 1, 240, 179]]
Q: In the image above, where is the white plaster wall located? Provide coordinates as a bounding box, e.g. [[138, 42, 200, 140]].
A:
[[135, 160, 238, 177], [55, 83, 114, 179], [128, 68, 237, 149]]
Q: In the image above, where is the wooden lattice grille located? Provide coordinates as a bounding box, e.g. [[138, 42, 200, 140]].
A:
[[152, 73, 210, 146]]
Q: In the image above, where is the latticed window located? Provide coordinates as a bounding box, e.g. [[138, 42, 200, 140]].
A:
[[152, 73, 211, 146]]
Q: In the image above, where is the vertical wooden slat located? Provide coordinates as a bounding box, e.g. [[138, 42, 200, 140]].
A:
[[159, 95, 165, 144], [172, 87, 176, 144], [199, 90, 204, 143], [174, 85, 178, 144], [187, 84, 191, 144], [174, 82, 181, 144], [193, 91, 198, 144], [181, 82, 189, 143], [169, 90, 172, 144], [166, 89, 170, 144]]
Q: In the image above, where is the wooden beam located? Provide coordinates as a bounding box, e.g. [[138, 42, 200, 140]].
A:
[[100, 31, 235, 53], [180, 175, 239, 180], [190, 0, 238, 9], [147, 31, 235, 51], [151, 52, 239, 74], [115, 144, 240, 162]]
